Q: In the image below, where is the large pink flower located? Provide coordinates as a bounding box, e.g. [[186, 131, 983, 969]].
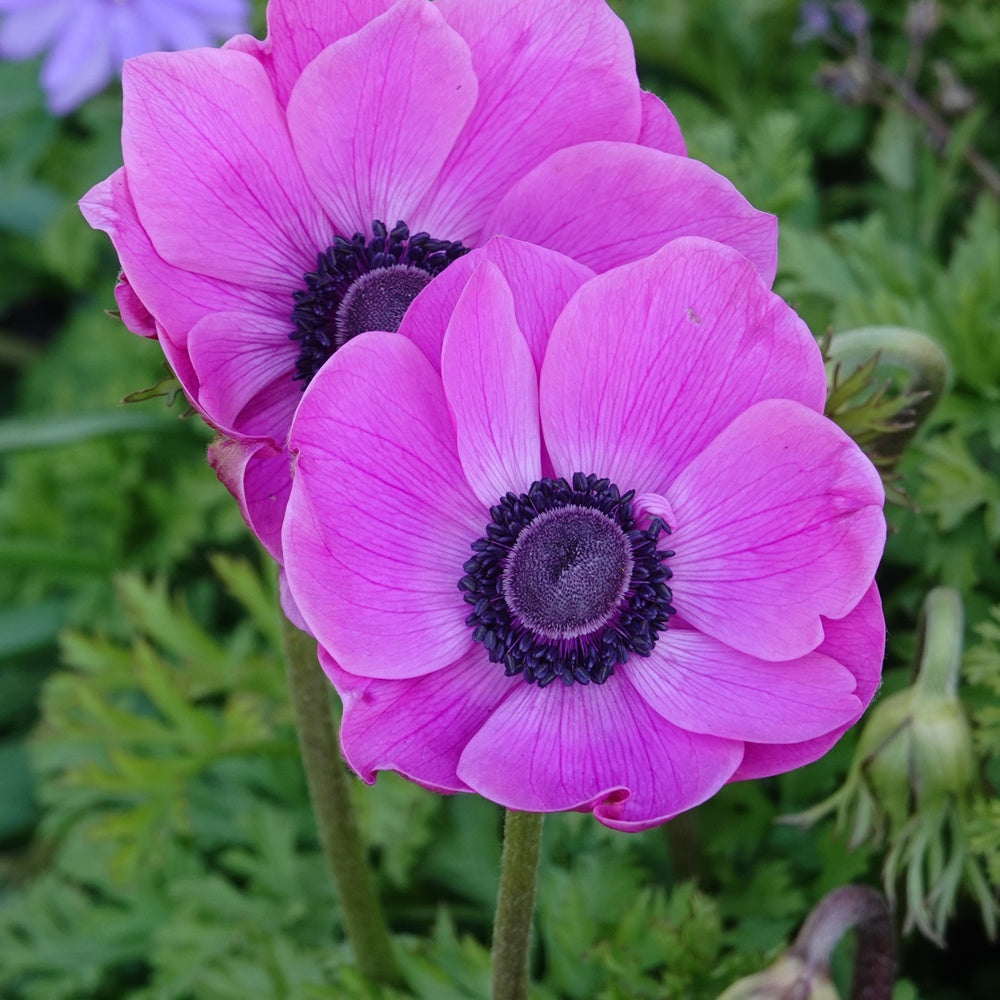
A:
[[79, 0, 778, 560], [281, 236, 887, 831]]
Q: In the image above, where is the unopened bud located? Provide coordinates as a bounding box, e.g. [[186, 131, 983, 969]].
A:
[[716, 955, 839, 1000]]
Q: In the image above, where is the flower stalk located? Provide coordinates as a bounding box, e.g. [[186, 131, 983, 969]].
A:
[[491, 810, 544, 1000], [280, 613, 403, 987], [714, 885, 895, 1000]]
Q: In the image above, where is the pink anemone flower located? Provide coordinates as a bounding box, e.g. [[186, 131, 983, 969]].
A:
[[79, 0, 778, 561], [281, 236, 887, 831]]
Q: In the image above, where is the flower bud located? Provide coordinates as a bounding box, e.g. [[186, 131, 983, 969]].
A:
[[715, 955, 840, 1000]]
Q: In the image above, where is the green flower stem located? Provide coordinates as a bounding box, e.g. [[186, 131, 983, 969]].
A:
[[280, 614, 403, 987], [491, 810, 544, 1000]]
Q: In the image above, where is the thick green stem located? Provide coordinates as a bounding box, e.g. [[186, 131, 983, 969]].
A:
[[491, 810, 544, 1000], [280, 614, 403, 987]]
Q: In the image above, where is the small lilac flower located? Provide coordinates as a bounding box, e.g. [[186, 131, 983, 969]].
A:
[[281, 236, 887, 830], [795, 1, 833, 45], [80, 0, 778, 562], [0, 0, 249, 114]]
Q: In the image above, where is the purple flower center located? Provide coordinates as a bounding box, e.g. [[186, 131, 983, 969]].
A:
[[291, 220, 469, 386], [459, 473, 676, 688], [503, 506, 634, 640]]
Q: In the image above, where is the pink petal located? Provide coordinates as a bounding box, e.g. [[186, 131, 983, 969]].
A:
[[733, 584, 885, 780], [418, 0, 642, 243], [488, 142, 778, 283], [122, 49, 331, 291], [665, 399, 885, 661], [458, 673, 743, 830], [233, 0, 394, 107], [628, 629, 861, 743], [541, 238, 826, 494], [399, 236, 592, 376], [287, 0, 477, 235], [209, 436, 290, 561], [440, 262, 541, 506], [113, 274, 156, 338], [323, 644, 517, 793], [638, 90, 686, 155], [282, 332, 485, 679], [187, 311, 297, 438], [79, 169, 280, 388]]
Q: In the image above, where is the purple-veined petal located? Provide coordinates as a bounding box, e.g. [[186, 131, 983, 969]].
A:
[[287, 0, 477, 236], [629, 629, 861, 743], [325, 644, 517, 793], [209, 436, 291, 561], [458, 671, 743, 830], [283, 331, 485, 679], [541, 238, 826, 494], [122, 48, 331, 291], [440, 262, 541, 506], [399, 236, 592, 376], [488, 141, 777, 283], [418, 0, 642, 243], [733, 584, 885, 780], [638, 90, 686, 155], [79, 169, 283, 397], [234, 0, 393, 107], [665, 399, 885, 661], [187, 310, 297, 438]]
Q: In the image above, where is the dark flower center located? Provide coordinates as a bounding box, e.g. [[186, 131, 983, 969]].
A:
[[459, 473, 675, 687], [291, 220, 469, 386]]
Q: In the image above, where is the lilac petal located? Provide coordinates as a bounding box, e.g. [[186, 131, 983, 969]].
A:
[[0, 0, 70, 59], [135, 0, 216, 51], [418, 0, 642, 243], [488, 141, 778, 283], [209, 437, 290, 561], [541, 238, 826, 494], [440, 262, 541, 506], [79, 169, 282, 395], [638, 90, 686, 155], [245, 0, 393, 107], [187, 311, 297, 438], [399, 236, 592, 376], [734, 584, 885, 780], [630, 629, 860, 743], [665, 399, 885, 661], [108, 4, 157, 64], [323, 644, 516, 793], [39, 2, 112, 114], [283, 332, 485, 679], [122, 49, 331, 291], [458, 673, 743, 830], [287, 0, 477, 235]]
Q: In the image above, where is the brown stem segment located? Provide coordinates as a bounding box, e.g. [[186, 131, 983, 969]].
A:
[[280, 614, 403, 987], [491, 810, 544, 1000], [791, 886, 895, 1000]]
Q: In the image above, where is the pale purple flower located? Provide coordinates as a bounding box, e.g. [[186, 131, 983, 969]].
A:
[[79, 0, 778, 562], [281, 236, 887, 830], [0, 0, 249, 114]]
